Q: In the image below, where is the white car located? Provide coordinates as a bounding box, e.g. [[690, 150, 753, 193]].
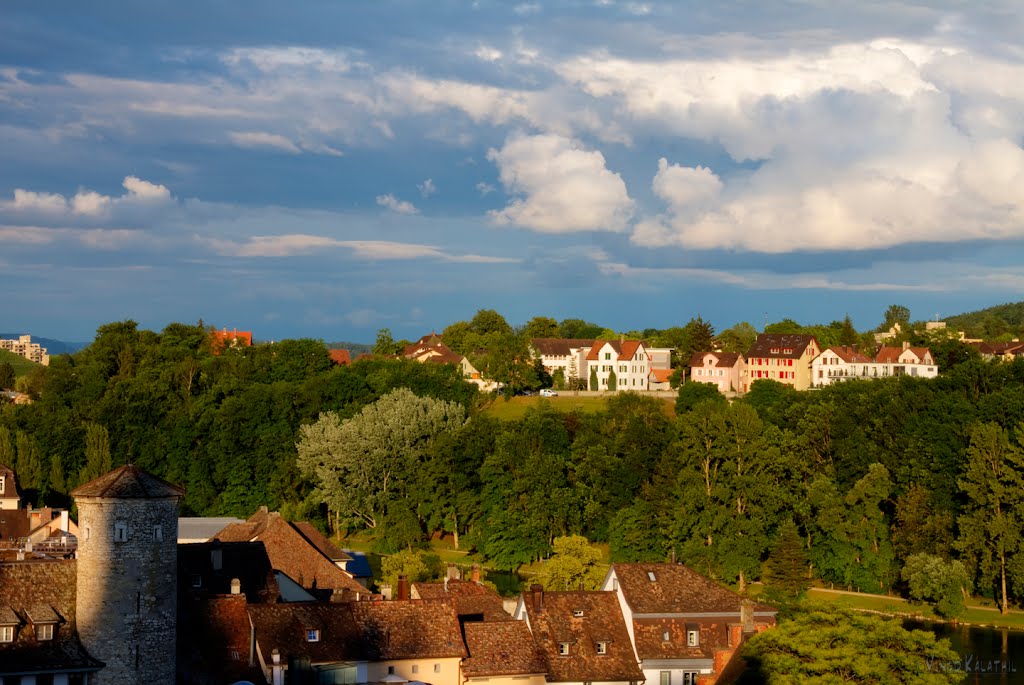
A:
[[539, 388, 558, 397]]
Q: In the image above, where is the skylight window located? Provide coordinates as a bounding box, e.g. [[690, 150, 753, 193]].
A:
[[647, 571, 657, 581]]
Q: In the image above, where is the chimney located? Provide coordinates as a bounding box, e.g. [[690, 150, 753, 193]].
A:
[[59, 510, 69, 532], [903, 341, 911, 351], [471, 563, 481, 583], [231, 578, 241, 595], [531, 584, 544, 612], [740, 599, 754, 632], [396, 574, 410, 601]]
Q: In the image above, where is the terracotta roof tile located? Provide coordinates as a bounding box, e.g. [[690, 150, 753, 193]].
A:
[[411, 580, 510, 621], [520, 589, 642, 683], [329, 349, 352, 366], [822, 346, 872, 364], [611, 563, 774, 615], [70, 465, 185, 499], [292, 522, 352, 563], [689, 352, 743, 368], [586, 340, 649, 362], [650, 368, 674, 383], [463, 620, 547, 677], [531, 339, 597, 356]]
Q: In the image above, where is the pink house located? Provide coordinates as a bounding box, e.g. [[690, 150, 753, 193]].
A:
[[689, 352, 747, 393]]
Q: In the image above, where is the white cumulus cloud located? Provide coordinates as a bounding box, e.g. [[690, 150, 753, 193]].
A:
[[376, 194, 420, 214], [487, 133, 634, 233]]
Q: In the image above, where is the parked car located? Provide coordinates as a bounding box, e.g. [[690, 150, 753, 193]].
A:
[[539, 388, 558, 397]]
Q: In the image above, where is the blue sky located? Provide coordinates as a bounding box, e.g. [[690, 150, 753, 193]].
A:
[[3, 1, 1024, 343]]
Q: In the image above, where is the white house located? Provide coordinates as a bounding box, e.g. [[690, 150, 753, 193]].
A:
[[586, 340, 651, 391]]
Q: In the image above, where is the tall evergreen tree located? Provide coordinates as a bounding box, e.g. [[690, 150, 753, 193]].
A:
[[79, 423, 112, 485], [0, 362, 15, 390], [761, 519, 809, 599], [0, 427, 13, 467], [15, 432, 42, 492]]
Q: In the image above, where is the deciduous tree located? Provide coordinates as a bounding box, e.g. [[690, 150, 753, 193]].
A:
[[539, 535, 605, 591]]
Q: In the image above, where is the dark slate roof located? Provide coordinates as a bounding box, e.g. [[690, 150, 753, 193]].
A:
[[611, 563, 774, 615], [178, 541, 280, 602], [521, 589, 643, 683], [248, 599, 467, 664], [341, 549, 373, 579], [462, 621, 547, 677], [70, 465, 186, 499], [412, 580, 511, 621], [0, 559, 103, 675], [531, 339, 597, 356], [745, 334, 818, 360]]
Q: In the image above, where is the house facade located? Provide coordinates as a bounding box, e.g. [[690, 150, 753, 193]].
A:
[[745, 334, 820, 391], [586, 341, 652, 392], [0, 335, 49, 365], [873, 344, 939, 379], [602, 563, 775, 685], [531, 339, 597, 388], [688, 353, 746, 394]]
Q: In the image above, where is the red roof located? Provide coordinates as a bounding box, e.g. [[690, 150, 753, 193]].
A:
[[822, 346, 872, 364], [689, 352, 743, 368], [586, 340, 649, 362], [649, 368, 674, 383], [211, 328, 253, 351]]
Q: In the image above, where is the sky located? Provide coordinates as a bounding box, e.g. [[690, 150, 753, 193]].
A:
[[2, 1, 1024, 344]]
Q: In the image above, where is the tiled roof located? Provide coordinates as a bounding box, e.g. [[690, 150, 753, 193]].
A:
[[0, 508, 29, 542], [411, 580, 511, 621], [632, 617, 733, 660], [0, 559, 103, 675], [463, 620, 547, 677], [586, 340, 649, 362], [211, 328, 253, 347], [689, 352, 743, 368], [213, 510, 366, 596], [404, 342, 465, 365], [874, 345, 933, 364], [822, 346, 872, 364], [292, 522, 352, 563], [329, 349, 352, 366], [70, 465, 186, 499], [531, 339, 597, 356], [248, 599, 467, 663], [0, 463, 18, 503], [520, 589, 643, 683], [611, 563, 774, 615], [649, 368, 674, 383], [746, 334, 817, 359]]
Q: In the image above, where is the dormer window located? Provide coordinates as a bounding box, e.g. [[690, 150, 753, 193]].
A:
[[662, 630, 670, 641], [596, 642, 607, 655], [0, 625, 14, 643], [306, 629, 320, 642], [573, 609, 584, 617], [687, 629, 699, 647], [36, 624, 54, 641], [559, 642, 571, 656]]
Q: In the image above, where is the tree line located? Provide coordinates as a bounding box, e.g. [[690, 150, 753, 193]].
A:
[[2, 317, 1023, 615]]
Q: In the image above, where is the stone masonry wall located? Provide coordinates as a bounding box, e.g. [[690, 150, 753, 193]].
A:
[[76, 497, 179, 685]]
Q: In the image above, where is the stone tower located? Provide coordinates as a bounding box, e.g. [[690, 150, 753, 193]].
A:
[[72, 465, 186, 684]]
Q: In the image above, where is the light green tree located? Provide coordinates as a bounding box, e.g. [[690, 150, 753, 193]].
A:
[[902, 553, 971, 619], [742, 603, 963, 684], [379, 549, 444, 590], [78, 423, 112, 485], [539, 535, 606, 591], [15, 432, 42, 492], [296, 388, 466, 529]]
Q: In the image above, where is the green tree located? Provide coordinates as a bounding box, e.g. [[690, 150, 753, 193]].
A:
[[881, 304, 912, 331], [838, 314, 859, 346], [0, 427, 13, 468], [524, 316, 560, 339], [0, 362, 15, 390], [892, 484, 954, 562], [607, 368, 617, 391], [675, 380, 727, 414], [761, 519, 808, 600], [379, 549, 444, 590], [717, 322, 757, 354], [15, 432, 43, 493], [372, 328, 402, 356], [902, 553, 971, 619], [79, 423, 112, 485], [741, 603, 963, 684], [48, 454, 67, 499], [559, 319, 604, 339], [589, 366, 598, 391], [539, 535, 606, 590], [956, 422, 1024, 614], [296, 388, 466, 530], [679, 316, 717, 362]]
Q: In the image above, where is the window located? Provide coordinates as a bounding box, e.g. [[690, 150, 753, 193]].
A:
[[84, 526, 91, 541], [687, 630, 699, 647], [412, 666, 419, 674], [660, 671, 670, 685], [596, 642, 607, 655], [647, 571, 657, 581], [388, 667, 395, 675], [37, 623, 54, 641], [0, 476, 5, 494], [559, 642, 571, 656], [573, 609, 584, 617], [153, 525, 163, 542], [682, 673, 698, 685], [307, 629, 320, 642], [662, 630, 670, 642], [434, 664, 441, 674], [114, 521, 128, 543], [191, 574, 202, 588], [0, 625, 13, 642], [604, 352, 611, 360]]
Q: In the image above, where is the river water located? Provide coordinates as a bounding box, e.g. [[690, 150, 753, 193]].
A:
[[904, 620, 1024, 683]]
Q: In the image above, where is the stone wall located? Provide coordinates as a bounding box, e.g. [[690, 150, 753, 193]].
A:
[[76, 496, 179, 685]]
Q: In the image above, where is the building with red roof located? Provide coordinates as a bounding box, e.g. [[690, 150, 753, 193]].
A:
[[689, 352, 747, 394], [586, 340, 653, 391]]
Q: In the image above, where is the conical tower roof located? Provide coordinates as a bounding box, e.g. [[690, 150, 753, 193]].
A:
[[71, 464, 185, 499]]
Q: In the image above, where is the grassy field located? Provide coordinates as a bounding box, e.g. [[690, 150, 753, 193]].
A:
[[806, 588, 1024, 629], [481, 394, 675, 421], [0, 349, 38, 380]]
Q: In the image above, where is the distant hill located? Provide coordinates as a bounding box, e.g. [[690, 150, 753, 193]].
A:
[[944, 302, 1024, 338], [326, 341, 373, 356], [0, 334, 89, 356]]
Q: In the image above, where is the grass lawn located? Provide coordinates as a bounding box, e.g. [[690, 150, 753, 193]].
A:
[[482, 394, 676, 421], [806, 588, 1024, 629], [0, 349, 38, 379]]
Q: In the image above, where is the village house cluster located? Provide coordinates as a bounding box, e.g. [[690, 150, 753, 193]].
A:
[[0, 464, 774, 685]]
